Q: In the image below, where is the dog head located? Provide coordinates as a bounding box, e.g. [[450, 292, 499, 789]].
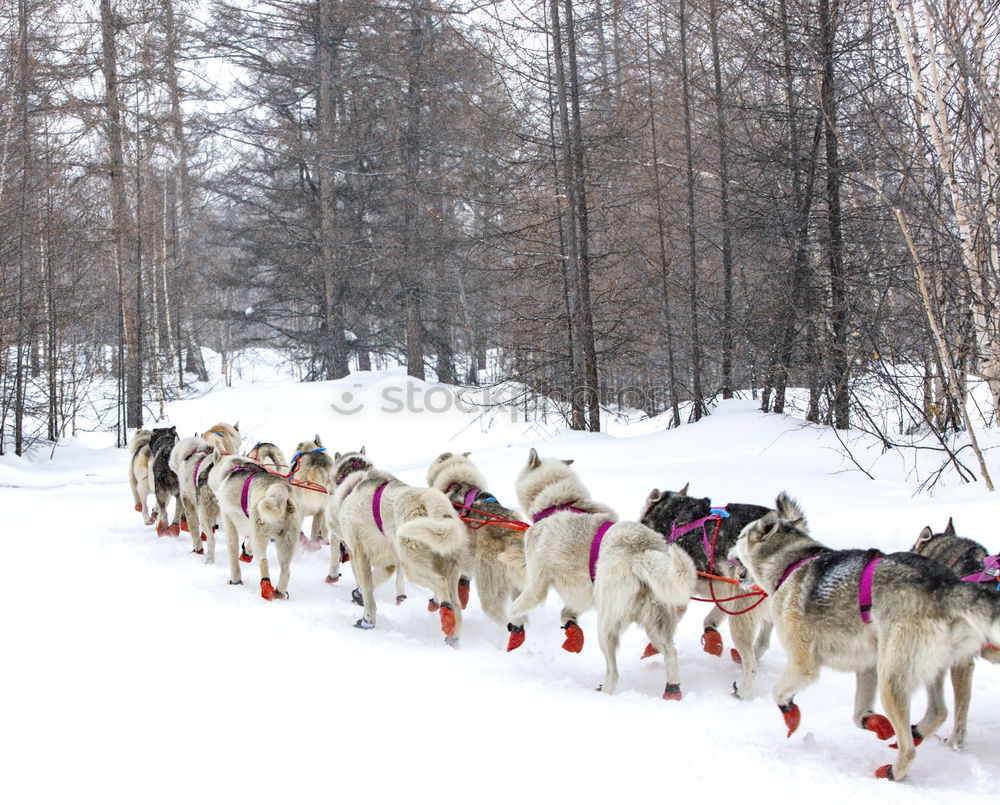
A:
[[515, 448, 585, 516], [426, 451, 481, 491], [150, 426, 178, 451], [639, 485, 713, 534], [911, 518, 957, 553], [332, 448, 371, 486], [730, 492, 810, 577]]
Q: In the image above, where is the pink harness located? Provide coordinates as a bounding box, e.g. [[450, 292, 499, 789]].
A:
[[858, 556, 882, 623], [372, 482, 389, 533], [533, 504, 612, 583], [668, 508, 729, 570], [532, 503, 586, 523], [774, 555, 820, 591], [227, 465, 265, 517], [961, 555, 1000, 585]]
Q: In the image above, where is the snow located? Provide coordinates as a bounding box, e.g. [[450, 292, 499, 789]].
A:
[[2, 363, 999, 803]]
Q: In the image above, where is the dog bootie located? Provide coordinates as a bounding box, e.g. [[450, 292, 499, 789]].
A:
[[239, 542, 253, 563], [165, 523, 180, 538], [260, 578, 278, 600], [439, 602, 457, 638], [701, 627, 723, 657], [779, 701, 801, 737], [192, 547, 204, 555], [889, 726, 923, 749], [427, 598, 440, 612], [662, 683, 682, 701], [200, 532, 208, 543], [875, 765, 896, 781], [861, 714, 895, 741], [351, 587, 364, 606], [180, 518, 189, 533], [458, 578, 471, 609], [561, 620, 584, 653], [134, 503, 143, 512], [339, 543, 351, 563], [731, 649, 742, 664], [325, 573, 340, 584], [507, 623, 525, 652], [396, 594, 407, 605], [641, 642, 660, 659]]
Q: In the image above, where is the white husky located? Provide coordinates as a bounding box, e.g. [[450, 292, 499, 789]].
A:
[[507, 449, 697, 698], [169, 435, 222, 561], [208, 452, 303, 600], [325, 450, 467, 645], [128, 428, 154, 524]]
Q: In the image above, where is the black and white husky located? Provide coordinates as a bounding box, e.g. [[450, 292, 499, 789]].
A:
[[149, 427, 183, 537]]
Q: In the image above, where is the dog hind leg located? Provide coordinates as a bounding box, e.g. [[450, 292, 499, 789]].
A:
[[946, 659, 974, 750], [224, 515, 242, 586], [875, 672, 917, 781]]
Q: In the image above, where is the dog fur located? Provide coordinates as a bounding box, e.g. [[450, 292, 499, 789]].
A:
[[248, 441, 289, 475], [289, 436, 334, 551], [731, 493, 1000, 781], [910, 519, 1000, 749], [640, 486, 773, 698], [325, 450, 467, 645], [149, 427, 183, 537], [202, 422, 240, 454], [508, 449, 697, 698], [128, 429, 154, 524], [208, 451, 302, 600], [426, 451, 525, 625], [170, 435, 221, 561]]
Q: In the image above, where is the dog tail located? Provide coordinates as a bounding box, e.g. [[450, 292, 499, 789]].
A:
[[635, 545, 697, 609], [258, 483, 294, 524], [395, 489, 466, 555]]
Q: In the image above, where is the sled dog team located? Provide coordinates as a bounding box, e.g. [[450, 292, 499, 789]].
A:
[[127, 423, 1000, 782]]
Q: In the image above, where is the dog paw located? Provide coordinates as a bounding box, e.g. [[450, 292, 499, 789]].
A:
[[731, 648, 743, 664], [239, 542, 253, 563], [561, 620, 584, 653], [888, 726, 923, 749], [351, 587, 364, 606], [701, 628, 723, 657], [874, 765, 896, 781], [458, 578, 471, 609], [228, 580, 243, 586], [427, 598, 440, 612], [134, 503, 143, 512], [507, 623, 525, 652], [862, 714, 895, 741], [641, 642, 660, 659], [439, 602, 457, 638], [396, 594, 407, 605], [192, 548, 204, 555], [325, 574, 341, 584], [662, 683, 682, 701], [444, 636, 460, 649], [354, 618, 376, 630], [779, 702, 801, 737]]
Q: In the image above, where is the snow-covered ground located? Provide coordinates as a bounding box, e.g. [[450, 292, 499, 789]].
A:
[[3, 363, 999, 803]]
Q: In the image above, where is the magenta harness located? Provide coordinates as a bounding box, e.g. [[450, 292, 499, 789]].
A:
[[774, 552, 882, 623], [372, 482, 389, 533], [667, 508, 730, 571], [227, 465, 267, 517], [961, 555, 1000, 587], [532, 503, 613, 582]]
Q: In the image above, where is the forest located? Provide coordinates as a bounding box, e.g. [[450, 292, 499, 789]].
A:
[[1, 0, 998, 486]]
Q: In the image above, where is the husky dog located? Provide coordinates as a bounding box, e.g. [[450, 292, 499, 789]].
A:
[[426, 452, 526, 624], [202, 422, 240, 454], [248, 441, 289, 474], [289, 436, 334, 552], [640, 486, 773, 698], [169, 436, 221, 560], [128, 429, 154, 524], [208, 451, 302, 600], [911, 519, 1000, 749], [325, 450, 466, 645], [507, 449, 697, 699], [149, 427, 183, 537], [732, 493, 1000, 781]]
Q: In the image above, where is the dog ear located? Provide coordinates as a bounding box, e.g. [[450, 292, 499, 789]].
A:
[[334, 451, 341, 461], [753, 512, 781, 542], [437, 452, 453, 461], [234, 421, 240, 431], [914, 526, 935, 550], [462, 451, 471, 457], [315, 434, 322, 446], [360, 445, 366, 455], [562, 459, 574, 466], [944, 517, 956, 536], [647, 488, 661, 504], [775, 492, 806, 526], [679, 482, 689, 497], [527, 448, 541, 469]]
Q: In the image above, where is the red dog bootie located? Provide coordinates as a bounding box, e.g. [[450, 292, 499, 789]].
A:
[[875, 765, 896, 781], [200, 532, 208, 543], [134, 503, 143, 512], [239, 542, 253, 563], [427, 598, 440, 612], [779, 701, 801, 737], [861, 714, 895, 741], [325, 574, 340, 584], [439, 602, 457, 638], [641, 643, 660, 659], [662, 683, 682, 701], [180, 518, 189, 533], [561, 620, 584, 653], [165, 523, 180, 537], [701, 627, 723, 657], [731, 649, 742, 664], [260, 578, 284, 600], [507, 623, 525, 652], [458, 578, 471, 609]]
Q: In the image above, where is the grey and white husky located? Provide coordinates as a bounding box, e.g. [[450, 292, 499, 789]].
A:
[[507, 449, 696, 699], [149, 426, 183, 537], [324, 450, 467, 645], [640, 487, 773, 698], [732, 493, 1000, 781], [248, 441, 289, 475], [911, 519, 1000, 749], [426, 452, 525, 625], [128, 428, 154, 524], [208, 451, 302, 600], [288, 436, 334, 552]]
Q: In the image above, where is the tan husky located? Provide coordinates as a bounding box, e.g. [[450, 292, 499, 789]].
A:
[[128, 428, 154, 524], [170, 435, 222, 561], [202, 422, 241, 454], [325, 450, 466, 645], [426, 452, 525, 626], [289, 436, 334, 552], [507, 449, 697, 699], [208, 451, 302, 600]]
